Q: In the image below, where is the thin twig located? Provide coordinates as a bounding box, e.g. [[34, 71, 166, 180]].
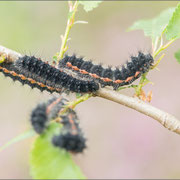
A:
[[153, 38, 176, 58], [0, 46, 22, 62], [59, 93, 92, 115], [96, 88, 180, 135], [57, 1, 79, 62], [0, 45, 180, 135]]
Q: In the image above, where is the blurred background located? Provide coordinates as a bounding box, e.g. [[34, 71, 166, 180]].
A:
[[0, 1, 179, 179]]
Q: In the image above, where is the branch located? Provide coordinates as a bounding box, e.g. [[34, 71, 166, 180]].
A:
[[1, 45, 180, 135], [57, 1, 79, 62], [96, 88, 180, 135], [0, 45, 22, 62]]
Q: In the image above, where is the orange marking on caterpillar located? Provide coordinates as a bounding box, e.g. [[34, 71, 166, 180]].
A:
[[9, 71, 14, 75], [48, 86, 56, 91], [135, 71, 140, 77], [46, 97, 62, 114], [79, 69, 88, 74], [10, 71, 17, 76], [3, 68, 9, 73], [39, 83, 46, 88], [66, 62, 73, 68], [90, 73, 100, 79], [72, 66, 79, 71], [28, 78, 36, 84], [68, 114, 77, 135], [41, 83, 55, 91], [31, 80, 36, 84], [125, 76, 133, 82], [114, 79, 124, 84], [102, 78, 112, 82], [19, 75, 26, 80]]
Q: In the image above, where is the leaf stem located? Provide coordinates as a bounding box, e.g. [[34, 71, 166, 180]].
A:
[[59, 93, 92, 116], [57, 1, 79, 62], [118, 84, 138, 91], [151, 53, 165, 70], [135, 73, 147, 96], [0, 129, 36, 152], [152, 37, 160, 54], [153, 38, 176, 58]]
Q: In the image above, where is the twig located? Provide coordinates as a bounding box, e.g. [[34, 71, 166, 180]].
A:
[[153, 38, 176, 58], [0, 45, 22, 62], [0, 45, 180, 135], [136, 38, 175, 97], [59, 93, 92, 115], [57, 1, 79, 62], [96, 88, 180, 135]]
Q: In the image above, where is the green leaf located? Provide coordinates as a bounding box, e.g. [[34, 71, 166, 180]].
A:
[[79, 1, 102, 12], [30, 123, 86, 179], [175, 49, 180, 64], [165, 3, 180, 40], [128, 8, 175, 43], [0, 129, 35, 152], [53, 52, 59, 62], [53, 55, 57, 62]]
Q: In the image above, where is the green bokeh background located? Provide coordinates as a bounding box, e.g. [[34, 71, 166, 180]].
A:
[[0, 1, 180, 179]]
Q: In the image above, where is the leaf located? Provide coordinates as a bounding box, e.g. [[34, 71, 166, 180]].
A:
[[53, 55, 58, 62], [174, 49, 180, 64], [128, 8, 175, 43], [79, 1, 102, 12], [53, 52, 59, 62], [165, 3, 180, 40], [30, 123, 86, 179], [0, 129, 35, 152]]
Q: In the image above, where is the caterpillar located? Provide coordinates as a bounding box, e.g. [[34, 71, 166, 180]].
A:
[[58, 52, 154, 90], [0, 60, 60, 93], [30, 96, 67, 134], [0, 56, 99, 94], [52, 109, 86, 153], [30, 96, 86, 153]]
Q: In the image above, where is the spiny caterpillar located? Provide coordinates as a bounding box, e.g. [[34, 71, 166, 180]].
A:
[[59, 52, 154, 90], [30, 96, 86, 153], [0, 56, 99, 94], [52, 109, 86, 153], [31, 96, 67, 134], [0, 59, 59, 93]]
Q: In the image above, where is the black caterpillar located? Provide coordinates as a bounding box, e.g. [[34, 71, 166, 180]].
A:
[[30, 96, 67, 134], [0, 56, 99, 94], [58, 52, 154, 90], [30, 96, 86, 153], [52, 109, 86, 153]]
